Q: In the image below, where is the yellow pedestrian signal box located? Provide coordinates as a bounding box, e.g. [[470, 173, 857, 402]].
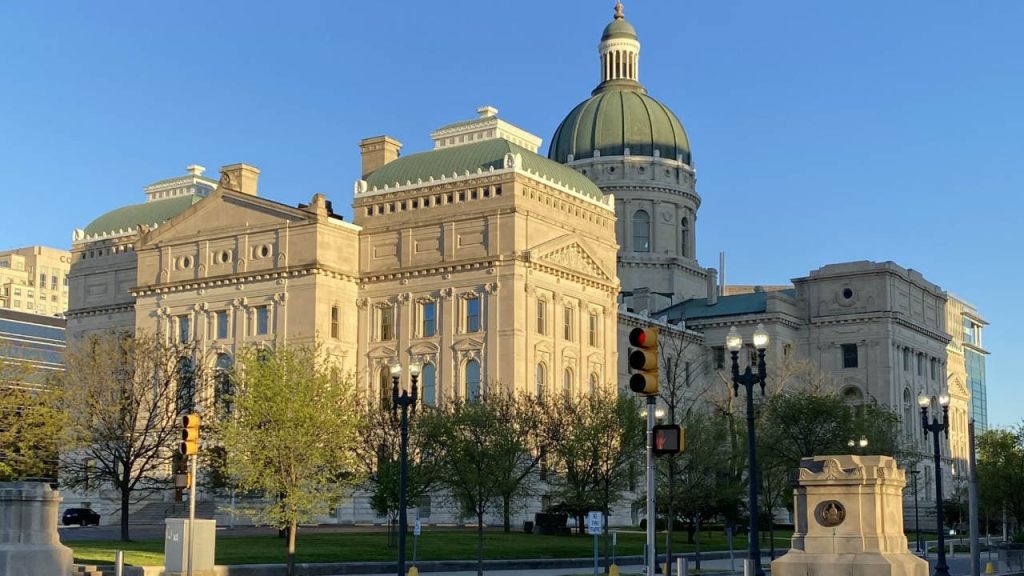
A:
[[652, 425, 684, 456], [628, 327, 659, 395], [180, 414, 200, 456]]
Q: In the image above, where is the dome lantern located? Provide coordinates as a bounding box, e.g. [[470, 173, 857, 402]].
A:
[[598, 1, 641, 89]]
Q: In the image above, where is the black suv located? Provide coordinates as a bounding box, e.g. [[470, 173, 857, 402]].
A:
[[62, 508, 101, 526]]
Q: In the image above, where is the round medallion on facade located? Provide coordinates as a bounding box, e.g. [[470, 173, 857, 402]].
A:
[[814, 500, 846, 527]]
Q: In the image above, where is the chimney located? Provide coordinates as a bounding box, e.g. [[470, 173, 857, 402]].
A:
[[218, 163, 260, 196], [359, 136, 403, 179], [633, 287, 651, 314], [707, 268, 718, 306]]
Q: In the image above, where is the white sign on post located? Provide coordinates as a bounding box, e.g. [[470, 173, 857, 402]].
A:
[[414, 519, 422, 536], [587, 511, 603, 535]]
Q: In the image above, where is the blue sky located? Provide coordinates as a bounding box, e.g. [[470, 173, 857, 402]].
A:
[[1, 1, 1020, 427]]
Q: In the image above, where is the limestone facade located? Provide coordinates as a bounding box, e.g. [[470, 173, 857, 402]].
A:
[[0, 246, 71, 316]]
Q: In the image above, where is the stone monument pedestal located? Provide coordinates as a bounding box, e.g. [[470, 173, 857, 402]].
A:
[[0, 482, 74, 576], [772, 455, 928, 576]]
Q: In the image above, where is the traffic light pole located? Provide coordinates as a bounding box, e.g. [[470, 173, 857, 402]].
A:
[[187, 453, 197, 576], [646, 394, 656, 576]]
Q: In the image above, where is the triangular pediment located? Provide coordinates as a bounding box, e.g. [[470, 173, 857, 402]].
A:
[[453, 337, 485, 351], [140, 189, 315, 247], [527, 236, 613, 282]]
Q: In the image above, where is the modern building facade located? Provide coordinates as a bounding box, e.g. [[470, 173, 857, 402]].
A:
[[0, 308, 66, 386], [0, 246, 72, 316]]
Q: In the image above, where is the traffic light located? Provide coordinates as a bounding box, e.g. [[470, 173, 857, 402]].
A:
[[628, 327, 659, 395], [180, 414, 200, 456], [652, 425, 684, 456]]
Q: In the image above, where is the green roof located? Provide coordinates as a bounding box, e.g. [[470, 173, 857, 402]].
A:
[[83, 194, 204, 236], [602, 18, 637, 41], [659, 289, 796, 322], [549, 87, 691, 165], [365, 138, 605, 202]]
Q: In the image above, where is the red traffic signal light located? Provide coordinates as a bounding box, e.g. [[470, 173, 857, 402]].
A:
[[628, 327, 659, 395], [652, 425, 684, 456], [180, 414, 200, 456]]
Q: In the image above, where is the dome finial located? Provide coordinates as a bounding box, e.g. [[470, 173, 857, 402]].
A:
[[614, 0, 625, 20]]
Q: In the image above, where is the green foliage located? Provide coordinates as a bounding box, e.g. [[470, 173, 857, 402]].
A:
[[353, 404, 439, 523], [0, 353, 66, 480], [219, 343, 363, 574], [976, 425, 1024, 528], [659, 411, 743, 526], [546, 391, 643, 531]]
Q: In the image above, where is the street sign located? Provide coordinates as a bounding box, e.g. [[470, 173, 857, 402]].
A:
[[587, 511, 603, 535], [414, 519, 422, 536]]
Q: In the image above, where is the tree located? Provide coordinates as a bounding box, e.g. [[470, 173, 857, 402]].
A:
[[976, 425, 1024, 535], [352, 404, 439, 546], [547, 391, 643, 537], [220, 344, 363, 576], [485, 393, 549, 533], [61, 330, 204, 541], [418, 396, 519, 576], [0, 349, 66, 481]]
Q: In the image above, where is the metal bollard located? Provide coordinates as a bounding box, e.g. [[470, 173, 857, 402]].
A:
[[676, 557, 688, 576], [743, 558, 754, 576], [115, 550, 124, 576]]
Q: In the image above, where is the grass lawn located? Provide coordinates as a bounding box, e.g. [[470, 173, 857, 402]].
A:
[[71, 528, 794, 566]]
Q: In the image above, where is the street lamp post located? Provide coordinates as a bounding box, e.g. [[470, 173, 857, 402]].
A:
[[918, 393, 951, 576], [910, 469, 922, 553], [391, 360, 421, 576], [726, 324, 769, 576], [847, 436, 869, 454]]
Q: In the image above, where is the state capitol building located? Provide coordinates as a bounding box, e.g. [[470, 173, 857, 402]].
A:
[[65, 3, 987, 526]]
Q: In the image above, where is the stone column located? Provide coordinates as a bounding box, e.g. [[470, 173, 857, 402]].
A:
[[0, 482, 73, 576]]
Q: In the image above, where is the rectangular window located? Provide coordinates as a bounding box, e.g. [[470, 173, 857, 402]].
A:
[[536, 300, 547, 335], [712, 347, 725, 370], [903, 348, 910, 371], [330, 306, 340, 339], [588, 312, 599, 347], [466, 297, 480, 332], [379, 306, 394, 341], [422, 301, 436, 337], [962, 317, 975, 346], [40, 273, 46, 286], [256, 306, 269, 335], [51, 275, 58, 290], [930, 358, 937, 380], [216, 311, 229, 340], [563, 306, 574, 341], [841, 343, 858, 368], [917, 354, 924, 376], [178, 315, 191, 343]]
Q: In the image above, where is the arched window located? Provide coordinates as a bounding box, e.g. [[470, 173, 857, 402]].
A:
[[465, 360, 481, 401], [215, 354, 234, 414], [421, 363, 437, 407], [589, 373, 599, 395], [378, 367, 391, 409], [176, 356, 196, 415], [841, 386, 863, 404], [536, 363, 547, 399], [633, 210, 650, 252], [563, 368, 573, 400], [681, 217, 689, 257]]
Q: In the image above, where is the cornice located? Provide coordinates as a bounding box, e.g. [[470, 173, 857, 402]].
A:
[[808, 313, 952, 344], [132, 265, 359, 296], [65, 303, 135, 319]]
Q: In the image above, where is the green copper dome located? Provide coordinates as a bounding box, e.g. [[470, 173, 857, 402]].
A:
[[601, 18, 636, 41], [548, 88, 691, 165]]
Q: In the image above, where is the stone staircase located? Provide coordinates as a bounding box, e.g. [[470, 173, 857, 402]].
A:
[[128, 500, 218, 526]]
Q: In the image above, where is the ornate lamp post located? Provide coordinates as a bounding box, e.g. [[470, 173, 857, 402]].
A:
[[847, 436, 869, 454], [910, 469, 922, 553], [918, 393, 951, 576], [391, 360, 421, 576], [726, 323, 769, 576]]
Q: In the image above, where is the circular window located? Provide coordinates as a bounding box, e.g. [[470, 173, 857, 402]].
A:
[[179, 256, 192, 270], [219, 250, 231, 264], [259, 245, 271, 259], [608, 166, 615, 174], [842, 288, 854, 300], [638, 166, 645, 174]]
